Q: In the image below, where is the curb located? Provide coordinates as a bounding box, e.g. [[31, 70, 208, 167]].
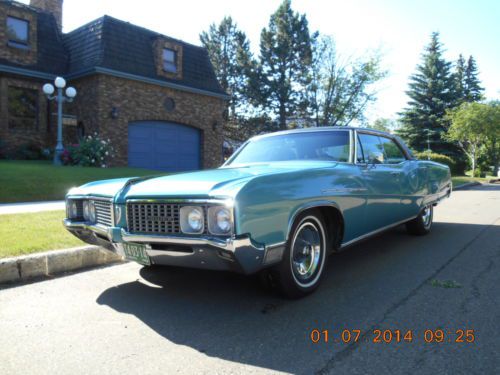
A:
[[453, 182, 481, 190], [0, 246, 123, 285]]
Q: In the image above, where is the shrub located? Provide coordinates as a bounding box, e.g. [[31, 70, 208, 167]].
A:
[[13, 142, 46, 160], [414, 151, 456, 171], [0, 137, 5, 159], [63, 133, 115, 167]]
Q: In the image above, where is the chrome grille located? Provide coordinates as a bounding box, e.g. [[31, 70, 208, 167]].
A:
[[94, 200, 113, 227], [127, 203, 181, 234]]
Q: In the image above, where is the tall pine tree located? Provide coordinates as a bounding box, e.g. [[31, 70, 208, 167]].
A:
[[453, 54, 484, 104], [200, 17, 255, 123], [463, 55, 484, 102], [398, 32, 460, 157], [453, 54, 466, 103], [256, 0, 315, 130]]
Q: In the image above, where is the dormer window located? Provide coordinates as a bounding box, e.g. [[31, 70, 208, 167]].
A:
[[162, 48, 177, 73], [7, 16, 29, 47]]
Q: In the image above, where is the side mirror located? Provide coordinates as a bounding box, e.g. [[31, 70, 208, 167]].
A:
[[367, 151, 384, 164]]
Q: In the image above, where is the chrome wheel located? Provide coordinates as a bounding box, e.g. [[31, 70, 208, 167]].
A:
[[421, 205, 432, 229], [290, 217, 325, 288]]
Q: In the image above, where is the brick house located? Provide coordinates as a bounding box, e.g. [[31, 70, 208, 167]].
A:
[[0, 0, 228, 171]]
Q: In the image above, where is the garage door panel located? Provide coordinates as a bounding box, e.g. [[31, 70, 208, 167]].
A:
[[128, 121, 200, 172]]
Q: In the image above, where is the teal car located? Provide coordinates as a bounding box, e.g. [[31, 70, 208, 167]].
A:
[[64, 127, 452, 297]]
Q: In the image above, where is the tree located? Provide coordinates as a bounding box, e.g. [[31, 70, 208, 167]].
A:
[[446, 102, 500, 176], [256, 0, 315, 130], [453, 54, 484, 104], [453, 54, 466, 103], [308, 36, 386, 127], [200, 17, 255, 125], [371, 118, 399, 133], [463, 55, 484, 102], [398, 32, 461, 159]]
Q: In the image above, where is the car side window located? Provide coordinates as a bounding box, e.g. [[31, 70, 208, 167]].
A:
[[358, 134, 384, 164], [379, 137, 406, 164]]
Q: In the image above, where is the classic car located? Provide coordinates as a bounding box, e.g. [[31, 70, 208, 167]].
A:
[[63, 127, 452, 298]]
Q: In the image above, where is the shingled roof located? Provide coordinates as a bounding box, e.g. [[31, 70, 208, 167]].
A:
[[1, 1, 226, 97], [63, 15, 226, 96]]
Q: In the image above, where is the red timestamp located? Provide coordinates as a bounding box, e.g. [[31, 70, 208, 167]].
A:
[[309, 329, 475, 344]]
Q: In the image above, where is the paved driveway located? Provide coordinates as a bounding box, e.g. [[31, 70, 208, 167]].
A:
[[0, 184, 498, 374]]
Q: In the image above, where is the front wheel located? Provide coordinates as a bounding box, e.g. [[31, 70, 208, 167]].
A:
[[406, 204, 433, 235], [271, 211, 328, 298]]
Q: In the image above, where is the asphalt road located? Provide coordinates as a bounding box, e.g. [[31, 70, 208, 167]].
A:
[[1, 184, 499, 375]]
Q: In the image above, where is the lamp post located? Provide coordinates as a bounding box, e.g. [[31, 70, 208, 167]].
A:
[[43, 77, 77, 165]]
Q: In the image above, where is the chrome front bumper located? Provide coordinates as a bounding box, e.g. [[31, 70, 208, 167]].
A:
[[63, 219, 284, 274]]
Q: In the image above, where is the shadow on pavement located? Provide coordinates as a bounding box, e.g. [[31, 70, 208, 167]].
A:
[[96, 219, 498, 374]]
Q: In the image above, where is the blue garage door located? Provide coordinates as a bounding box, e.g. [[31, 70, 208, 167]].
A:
[[128, 121, 201, 172]]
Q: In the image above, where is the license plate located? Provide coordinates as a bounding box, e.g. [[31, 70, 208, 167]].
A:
[[122, 243, 151, 266]]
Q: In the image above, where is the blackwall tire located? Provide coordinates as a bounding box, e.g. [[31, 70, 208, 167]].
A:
[[406, 204, 433, 235]]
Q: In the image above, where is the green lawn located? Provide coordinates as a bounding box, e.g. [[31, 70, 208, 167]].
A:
[[0, 160, 160, 203], [0, 210, 83, 258], [451, 176, 491, 188]]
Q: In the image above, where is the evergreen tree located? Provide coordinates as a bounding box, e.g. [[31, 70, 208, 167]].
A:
[[463, 55, 484, 102], [256, 0, 315, 130], [200, 17, 255, 123], [398, 32, 460, 157], [453, 54, 466, 103]]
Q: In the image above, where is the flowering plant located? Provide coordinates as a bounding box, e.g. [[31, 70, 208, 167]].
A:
[[63, 133, 114, 167]]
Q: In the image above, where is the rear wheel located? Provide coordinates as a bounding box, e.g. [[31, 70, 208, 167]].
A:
[[406, 204, 433, 235], [271, 211, 328, 298]]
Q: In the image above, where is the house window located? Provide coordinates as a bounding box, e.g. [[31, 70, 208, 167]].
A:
[[162, 48, 177, 73], [7, 16, 29, 47], [8, 86, 38, 129]]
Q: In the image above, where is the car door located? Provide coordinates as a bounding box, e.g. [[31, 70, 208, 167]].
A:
[[356, 132, 404, 232]]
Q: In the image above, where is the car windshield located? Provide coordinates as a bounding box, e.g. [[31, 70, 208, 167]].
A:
[[227, 130, 351, 165]]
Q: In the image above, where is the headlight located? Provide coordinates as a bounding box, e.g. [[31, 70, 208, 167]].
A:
[[83, 200, 96, 223], [208, 206, 232, 235], [180, 206, 204, 234], [83, 201, 90, 220], [89, 201, 96, 223], [67, 200, 79, 219]]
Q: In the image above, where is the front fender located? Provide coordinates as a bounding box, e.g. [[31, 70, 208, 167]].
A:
[[233, 166, 365, 246]]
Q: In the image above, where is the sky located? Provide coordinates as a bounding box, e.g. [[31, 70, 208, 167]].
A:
[[20, 0, 500, 123]]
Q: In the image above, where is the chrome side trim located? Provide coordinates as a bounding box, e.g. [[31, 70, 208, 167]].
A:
[[340, 215, 418, 248], [321, 188, 368, 194], [348, 129, 354, 164]]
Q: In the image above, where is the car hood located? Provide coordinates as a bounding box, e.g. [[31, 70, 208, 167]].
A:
[[123, 161, 336, 200]]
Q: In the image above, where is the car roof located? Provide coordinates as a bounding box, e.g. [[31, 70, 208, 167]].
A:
[[250, 126, 393, 141]]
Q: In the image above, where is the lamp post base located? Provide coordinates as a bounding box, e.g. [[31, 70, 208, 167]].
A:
[[53, 145, 64, 166]]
